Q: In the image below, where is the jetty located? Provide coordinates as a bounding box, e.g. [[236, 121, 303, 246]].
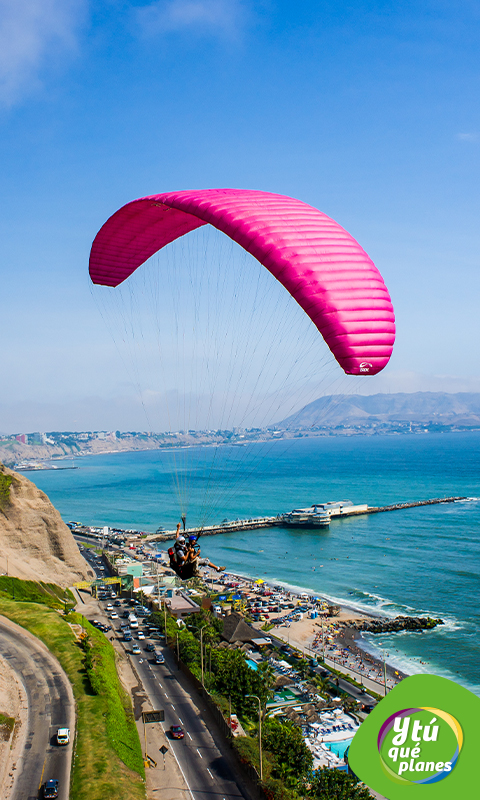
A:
[[143, 496, 470, 542]]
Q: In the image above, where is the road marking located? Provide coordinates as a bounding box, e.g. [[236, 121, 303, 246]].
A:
[[160, 723, 196, 800], [207, 768, 214, 779], [38, 755, 47, 790], [187, 731, 192, 740], [196, 748, 203, 758], [178, 717, 184, 724]]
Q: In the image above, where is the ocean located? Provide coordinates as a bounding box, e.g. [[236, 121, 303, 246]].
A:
[[27, 432, 480, 695]]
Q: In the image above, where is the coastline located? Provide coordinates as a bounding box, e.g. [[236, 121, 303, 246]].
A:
[[206, 568, 410, 695]]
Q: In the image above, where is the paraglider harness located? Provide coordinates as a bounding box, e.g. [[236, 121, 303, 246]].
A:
[[168, 534, 201, 580]]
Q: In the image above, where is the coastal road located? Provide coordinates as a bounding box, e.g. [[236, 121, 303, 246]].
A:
[[89, 597, 253, 800], [129, 644, 252, 800], [0, 617, 74, 800]]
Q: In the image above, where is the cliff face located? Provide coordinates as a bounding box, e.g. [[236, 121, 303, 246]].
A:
[[0, 464, 93, 587]]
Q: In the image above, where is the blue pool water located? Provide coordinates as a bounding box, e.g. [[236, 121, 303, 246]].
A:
[[327, 738, 353, 759]]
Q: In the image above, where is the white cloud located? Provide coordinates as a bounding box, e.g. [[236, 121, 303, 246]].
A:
[[457, 132, 478, 142], [136, 0, 247, 38], [0, 0, 87, 106]]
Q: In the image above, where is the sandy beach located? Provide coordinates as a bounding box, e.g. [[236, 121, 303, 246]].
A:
[[206, 569, 408, 694]]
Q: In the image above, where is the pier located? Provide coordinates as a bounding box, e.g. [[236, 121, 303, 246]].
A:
[[143, 496, 470, 541], [143, 516, 282, 542], [354, 496, 468, 515]]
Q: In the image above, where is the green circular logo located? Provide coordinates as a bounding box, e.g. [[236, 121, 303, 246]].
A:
[[378, 707, 463, 784]]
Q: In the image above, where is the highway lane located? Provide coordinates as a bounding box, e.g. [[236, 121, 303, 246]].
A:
[[134, 651, 249, 800], [91, 594, 252, 800], [0, 617, 74, 800]]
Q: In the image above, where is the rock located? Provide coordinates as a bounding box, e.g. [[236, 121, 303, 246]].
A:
[[347, 615, 444, 634], [0, 463, 93, 586]]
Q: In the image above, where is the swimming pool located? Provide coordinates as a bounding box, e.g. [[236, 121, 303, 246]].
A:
[[326, 738, 353, 759], [246, 658, 258, 671]]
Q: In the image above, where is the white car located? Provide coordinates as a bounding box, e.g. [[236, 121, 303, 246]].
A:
[[109, 612, 119, 619], [56, 728, 70, 745], [137, 631, 145, 640], [106, 604, 114, 610], [131, 644, 141, 655]]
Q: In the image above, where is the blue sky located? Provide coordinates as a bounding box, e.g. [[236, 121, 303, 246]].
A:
[[1, 0, 480, 432]]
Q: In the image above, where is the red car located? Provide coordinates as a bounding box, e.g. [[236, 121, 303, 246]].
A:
[[170, 725, 184, 739]]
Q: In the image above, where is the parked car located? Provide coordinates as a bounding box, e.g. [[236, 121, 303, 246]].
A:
[[43, 779, 59, 798], [56, 728, 70, 745], [170, 725, 184, 739]]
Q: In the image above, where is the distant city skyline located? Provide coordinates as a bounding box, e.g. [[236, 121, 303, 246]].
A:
[[1, 1, 479, 432]]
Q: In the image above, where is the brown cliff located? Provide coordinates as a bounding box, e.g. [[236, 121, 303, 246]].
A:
[[0, 464, 93, 587]]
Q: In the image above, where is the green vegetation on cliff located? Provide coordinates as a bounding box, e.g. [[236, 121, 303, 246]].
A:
[[0, 470, 13, 510], [0, 583, 145, 800]]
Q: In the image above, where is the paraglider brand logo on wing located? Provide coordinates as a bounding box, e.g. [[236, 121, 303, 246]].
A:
[[359, 361, 373, 372], [378, 707, 463, 785]]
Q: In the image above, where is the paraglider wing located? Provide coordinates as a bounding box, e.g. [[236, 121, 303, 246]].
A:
[[89, 189, 395, 375]]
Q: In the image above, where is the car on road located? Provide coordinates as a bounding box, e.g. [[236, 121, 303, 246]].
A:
[[145, 642, 156, 652], [114, 600, 122, 607], [170, 725, 184, 739], [56, 728, 70, 745], [109, 612, 119, 619], [106, 603, 114, 610], [137, 631, 145, 640], [155, 653, 165, 664], [132, 644, 141, 655], [123, 633, 133, 642], [43, 779, 59, 798]]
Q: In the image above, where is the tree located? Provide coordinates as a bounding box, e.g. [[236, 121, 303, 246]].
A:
[[296, 659, 310, 680], [306, 767, 372, 799], [263, 720, 313, 786], [256, 660, 276, 712]]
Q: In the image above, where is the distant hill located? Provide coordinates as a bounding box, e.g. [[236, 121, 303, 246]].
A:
[[276, 392, 480, 430]]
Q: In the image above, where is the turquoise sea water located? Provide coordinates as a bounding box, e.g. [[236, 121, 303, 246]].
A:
[[28, 432, 480, 694]]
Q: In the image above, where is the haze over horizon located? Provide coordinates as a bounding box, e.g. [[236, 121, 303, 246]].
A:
[[1, 1, 479, 432]]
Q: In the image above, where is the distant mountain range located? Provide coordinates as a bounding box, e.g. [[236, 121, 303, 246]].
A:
[[276, 392, 480, 431]]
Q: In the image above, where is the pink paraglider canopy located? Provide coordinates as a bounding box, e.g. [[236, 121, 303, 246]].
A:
[[89, 189, 395, 375]]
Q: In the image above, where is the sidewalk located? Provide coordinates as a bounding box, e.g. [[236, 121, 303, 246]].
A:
[[137, 717, 193, 800]]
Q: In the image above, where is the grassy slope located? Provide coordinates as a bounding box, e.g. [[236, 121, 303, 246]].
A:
[[0, 599, 145, 800]]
